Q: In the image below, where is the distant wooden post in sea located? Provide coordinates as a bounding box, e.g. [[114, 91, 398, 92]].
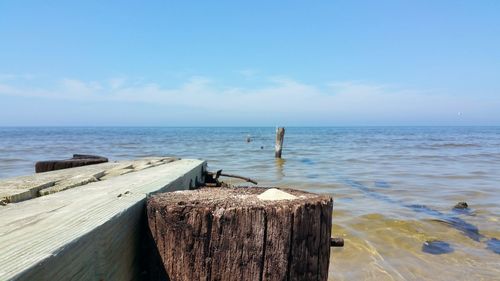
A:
[[275, 127, 285, 158]]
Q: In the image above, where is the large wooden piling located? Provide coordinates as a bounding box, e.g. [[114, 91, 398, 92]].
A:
[[275, 127, 285, 158], [147, 187, 333, 281]]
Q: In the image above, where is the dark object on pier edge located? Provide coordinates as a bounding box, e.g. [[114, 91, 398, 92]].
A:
[[35, 154, 108, 173], [204, 169, 258, 186]]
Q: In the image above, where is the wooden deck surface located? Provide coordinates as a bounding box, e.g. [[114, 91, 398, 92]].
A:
[[0, 158, 205, 281]]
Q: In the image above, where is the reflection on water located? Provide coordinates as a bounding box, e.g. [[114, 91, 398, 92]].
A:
[[1, 126, 500, 280], [374, 180, 391, 188], [275, 158, 286, 180], [487, 238, 500, 254]]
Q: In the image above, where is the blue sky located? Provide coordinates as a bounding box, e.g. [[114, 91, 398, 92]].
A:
[[1, 1, 499, 126]]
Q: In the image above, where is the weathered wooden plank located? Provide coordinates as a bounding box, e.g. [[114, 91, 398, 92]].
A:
[[0, 159, 205, 281], [35, 154, 108, 173], [0, 157, 177, 203]]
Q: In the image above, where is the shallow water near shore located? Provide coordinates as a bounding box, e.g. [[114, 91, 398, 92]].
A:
[[1, 126, 499, 280]]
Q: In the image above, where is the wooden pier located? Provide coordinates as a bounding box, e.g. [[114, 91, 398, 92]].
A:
[[0, 156, 335, 281], [0, 158, 205, 281]]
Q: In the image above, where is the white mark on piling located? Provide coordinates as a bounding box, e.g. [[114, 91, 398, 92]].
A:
[[257, 188, 297, 201]]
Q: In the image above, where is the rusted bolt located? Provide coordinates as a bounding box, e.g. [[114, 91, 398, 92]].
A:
[[330, 237, 344, 247]]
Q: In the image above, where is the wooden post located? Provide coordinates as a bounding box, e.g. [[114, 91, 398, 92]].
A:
[[147, 187, 333, 281], [275, 127, 285, 158]]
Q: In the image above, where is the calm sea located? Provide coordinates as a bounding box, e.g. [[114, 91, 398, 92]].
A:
[[1, 127, 499, 280]]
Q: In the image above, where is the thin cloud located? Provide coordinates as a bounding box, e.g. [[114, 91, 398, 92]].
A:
[[237, 69, 259, 79], [0, 73, 36, 81], [1, 75, 498, 124]]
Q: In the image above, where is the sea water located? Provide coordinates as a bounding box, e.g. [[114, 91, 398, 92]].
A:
[[1, 127, 499, 280]]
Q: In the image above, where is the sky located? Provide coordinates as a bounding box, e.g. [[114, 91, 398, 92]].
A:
[[1, 1, 499, 126]]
